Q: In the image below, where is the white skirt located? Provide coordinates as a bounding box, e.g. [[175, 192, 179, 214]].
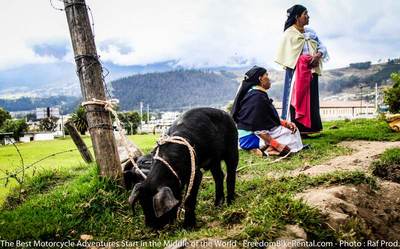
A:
[[256, 126, 303, 153]]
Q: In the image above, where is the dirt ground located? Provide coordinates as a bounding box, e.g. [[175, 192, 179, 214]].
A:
[[294, 141, 400, 242], [296, 181, 400, 240], [166, 141, 400, 248], [289, 140, 400, 177]]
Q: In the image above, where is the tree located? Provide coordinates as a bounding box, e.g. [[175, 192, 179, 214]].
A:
[[0, 107, 12, 127], [26, 113, 37, 122], [117, 111, 140, 135], [39, 117, 59, 132], [1, 119, 28, 140], [142, 113, 152, 124], [384, 72, 400, 113], [70, 106, 88, 135]]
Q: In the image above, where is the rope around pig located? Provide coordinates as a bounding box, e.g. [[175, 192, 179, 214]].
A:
[[154, 135, 197, 218]]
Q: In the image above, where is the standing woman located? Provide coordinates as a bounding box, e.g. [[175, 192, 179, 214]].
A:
[[275, 4, 328, 135]]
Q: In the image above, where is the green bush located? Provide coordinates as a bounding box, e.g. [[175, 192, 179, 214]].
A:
[[39, 117, 59, 132], [384, 72, 400, 113], [0, 107, 11, 127], [0, 119, 28, 140], [70, 106, 88, 135]]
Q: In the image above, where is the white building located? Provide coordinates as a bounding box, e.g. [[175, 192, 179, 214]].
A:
[[54, 114, 71, 137], [19, 132, 55, 143], [36, 107, 60, 119], [274, 101, 376, 121], [139, 111, 181, 134], [0, 132, 15, 145]]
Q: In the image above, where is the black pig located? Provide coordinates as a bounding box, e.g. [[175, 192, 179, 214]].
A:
[[123, 154, 153, 190], [128, 107, 238, 229]]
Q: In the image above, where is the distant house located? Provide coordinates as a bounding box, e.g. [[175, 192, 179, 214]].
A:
[[274, 101, 376, 121], [25, 114, 71, 138], [19, 132, 54, 143], [54, 114, 71, 137], [36, 107, 60, 119], [0, 132, 15, 145], [139, 112, 181, 134]]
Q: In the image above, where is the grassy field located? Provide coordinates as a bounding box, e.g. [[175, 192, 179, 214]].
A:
[[1, 118, 400, 246], [0, 134, 158, 203]]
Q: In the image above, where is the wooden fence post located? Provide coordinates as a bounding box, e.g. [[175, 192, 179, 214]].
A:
[[63, 0, 121, 179], [64, 120, 93, 163]]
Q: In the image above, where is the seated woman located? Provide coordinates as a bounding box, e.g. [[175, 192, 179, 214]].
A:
[[231, 66, 304, 156]]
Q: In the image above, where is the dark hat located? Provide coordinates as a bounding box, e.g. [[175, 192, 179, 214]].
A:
[[244, 66, 267, 83], [231, 66, 267, 121], [284, 4, 307, 31]]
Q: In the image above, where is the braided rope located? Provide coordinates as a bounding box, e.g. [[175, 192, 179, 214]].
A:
[[153, 150, 182, 186], [154, 135, 197, 217], [81, 98, 146, 179]]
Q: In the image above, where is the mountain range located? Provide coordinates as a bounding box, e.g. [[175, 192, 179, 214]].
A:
[[111, 69, 238, 111], [1, 60, 399, 114]]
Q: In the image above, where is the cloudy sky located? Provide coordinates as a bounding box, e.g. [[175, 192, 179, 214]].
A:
[[1, 0, 399, 72]]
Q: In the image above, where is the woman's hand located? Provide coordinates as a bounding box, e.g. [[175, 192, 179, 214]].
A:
[[309, 52, 322, 68], [281, 120, 297, 133], [286, 121, 297, 134]]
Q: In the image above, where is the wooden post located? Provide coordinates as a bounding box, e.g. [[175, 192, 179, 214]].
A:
[[65, 120, 93, 163], [64, 0, 121, 179]]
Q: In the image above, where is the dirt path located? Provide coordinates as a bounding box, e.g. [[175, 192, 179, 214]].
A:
[[296, 181, 400, 241], [292, 141, 400, 243], [286, 140, 400, 177], [165, 141, 400, 248]]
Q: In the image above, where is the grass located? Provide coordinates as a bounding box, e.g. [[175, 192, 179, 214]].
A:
[[2, 168, 75, 210], [0, 118, 399, 246], [321, 118, 400, 142], [0, 134, 158, 204]]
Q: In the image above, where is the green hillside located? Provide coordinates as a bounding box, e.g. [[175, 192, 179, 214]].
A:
[[110, 69, 238, 111], [320, 62, 400, 94]]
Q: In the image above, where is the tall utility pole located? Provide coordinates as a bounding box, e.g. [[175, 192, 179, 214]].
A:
[[360, 84, 363, 115], [59, 105, 65, 138], [375, 83, 378, 113], [64, 0, 121, 179], [147, 104, 150, 123], [139, 101, 143, 131]]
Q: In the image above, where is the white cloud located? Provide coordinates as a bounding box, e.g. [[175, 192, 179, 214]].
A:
[[0, 0, 399, 71]]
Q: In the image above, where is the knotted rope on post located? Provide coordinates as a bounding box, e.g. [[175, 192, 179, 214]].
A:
[[153, 135, 197, 217], [81, 98, 146, 179]]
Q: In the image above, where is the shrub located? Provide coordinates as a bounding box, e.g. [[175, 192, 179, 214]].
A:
[[70, 106, 88, 135], [1, 119, 29, 140], [39, 117, 59, 132], [0, 107, 12, 127], [384, 72, 400, 113]]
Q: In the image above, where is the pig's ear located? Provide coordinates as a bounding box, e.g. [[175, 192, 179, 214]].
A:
[[153, 186, 179, 218], [128, 183, 143, 205]]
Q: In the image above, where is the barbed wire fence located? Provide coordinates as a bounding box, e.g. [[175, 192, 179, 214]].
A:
[[5, 0, 106, 194], [0, 1, 139, 201], [1, 1, 144, 191], [0, 137, 93, 201]]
